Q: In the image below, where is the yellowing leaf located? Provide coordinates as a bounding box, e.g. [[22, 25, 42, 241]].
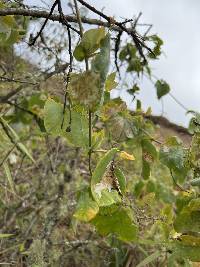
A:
[[74, 190, 99, 222], [145, 107, 152, 116], [119, 151, 135, 161], [68, 71, 102, 111], [105, 72, 118, 91], [0, 233, 14, 238]]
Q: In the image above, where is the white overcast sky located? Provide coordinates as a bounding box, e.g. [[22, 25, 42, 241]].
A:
[[24, 0, 200, 127]]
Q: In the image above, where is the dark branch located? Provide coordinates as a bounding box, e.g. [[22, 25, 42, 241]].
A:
[[57, 0, 73, 132], [29, 0, 59, 46], [114, 31, 122, 77], [0, 8, 136, 32], [0, 76, 37, 85], [0, 85, 24, 103], [76, 0, 154, 62]]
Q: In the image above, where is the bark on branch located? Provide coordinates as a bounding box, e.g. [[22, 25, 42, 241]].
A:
[[0, 8, 122, 31]]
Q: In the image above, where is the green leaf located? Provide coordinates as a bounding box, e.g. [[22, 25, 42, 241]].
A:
[[0, 15, 24, 45], [91, 148, 119, 205], [3, 162, 15, 194], [18, 142, 35, 163], [136, 251, 161, 267], [105, 72, 118, 91], [0, 16, 16, 39], [114, 167, 126, 195], [174, 198, 200, 233], [189, 134, 200, 167], [134, 180, 145, 197], [91, 207, 138, 242], [91, 130, 104, 151], [141, 139, 157, 160], [190, 177, 200, 186], [0, 233, 14, 238], [66, 107, 88, 148], [165, 136, 182, 146], [91, 33, 110, 83], [155, 80, 170, 99], [0, 117, 35, 163], [169, 241, 200, 262], [119, 43, 137, 61], [44, 99, 88, 148], [74, 27, 105, 61], [44, 98, 66, 136], [147, 35, 163, 59], [74, 189, 99, 222], [91, 148, 118, 187], [159, 146, 186, 173], [0, 117, 19, 140], [179, 234, 200, 246], [187, 111, 200, 134], [142, 158, 150, 180], [68, 71, 102, 111], [127, 57, 143, 73], [136, 99, 142, 110], [0, 129, 14, 162], [127, 84, 140, 96], [95, 190, 121, 207]]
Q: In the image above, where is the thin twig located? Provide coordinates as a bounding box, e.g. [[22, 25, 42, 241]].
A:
[[5, 101, 44, 132], [58, 0, 73, 131], [114, 31, 122, 77], [73, 0, 84, 36], [76, 0, 154, 62], [141, 128, 162, 145], [0, 76, 37, 85], [133, 12, 142, 28], [29, 0, 59, 46], [168, 92, 188, 112], [0, 85, 24, 103]]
